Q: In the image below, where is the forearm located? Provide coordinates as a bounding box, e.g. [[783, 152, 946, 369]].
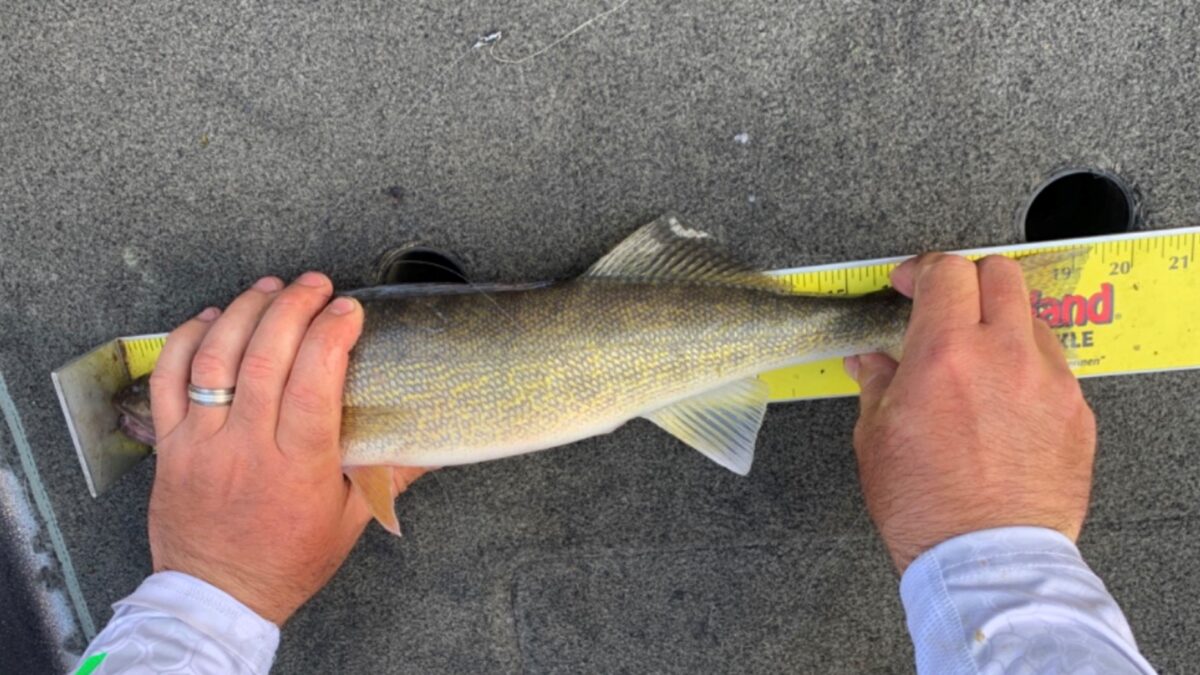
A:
[[900, 526, 1155, 674], [74, 572, 279, 674]]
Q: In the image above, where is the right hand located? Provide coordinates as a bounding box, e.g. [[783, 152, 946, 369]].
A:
[[844, 254, 1097, 574]]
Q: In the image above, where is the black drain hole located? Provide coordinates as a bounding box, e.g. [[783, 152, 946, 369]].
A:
[[1022, 169, 1135, 242], [375, 246, 468, 285]]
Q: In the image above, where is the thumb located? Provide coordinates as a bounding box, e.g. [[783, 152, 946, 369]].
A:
[[844, 353, 899, 413]]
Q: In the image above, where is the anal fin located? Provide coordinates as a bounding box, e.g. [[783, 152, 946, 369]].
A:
[[346, 466, 402, 536], [644, 377, 769, 476]]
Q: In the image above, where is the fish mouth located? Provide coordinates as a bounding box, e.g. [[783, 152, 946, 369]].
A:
[[117, 411, 157, 446], [112, 375, 156, 446]]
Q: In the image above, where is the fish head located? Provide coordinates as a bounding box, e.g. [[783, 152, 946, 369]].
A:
[[113, 375, 157, 446]]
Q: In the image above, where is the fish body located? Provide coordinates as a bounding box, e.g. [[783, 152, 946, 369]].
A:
[[342, 275, 908, 468], [330, 215, 916, 531]]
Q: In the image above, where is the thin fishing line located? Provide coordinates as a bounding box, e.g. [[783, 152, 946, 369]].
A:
[[488, 0, 635, 65]]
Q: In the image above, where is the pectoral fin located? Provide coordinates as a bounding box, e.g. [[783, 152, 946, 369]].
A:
[[644, 377, 770, 475], [346, 466, 402, 536]]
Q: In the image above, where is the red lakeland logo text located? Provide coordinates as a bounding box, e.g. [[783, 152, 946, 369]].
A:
[[1029, 283, 1115, 328]]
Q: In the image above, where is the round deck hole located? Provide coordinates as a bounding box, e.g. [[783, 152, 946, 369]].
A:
[[374, 245, 468, 285], [1021, 169, 1135, 242]]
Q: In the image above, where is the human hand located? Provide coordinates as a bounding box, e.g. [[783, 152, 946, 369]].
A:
[[844, 254, 1097, 573], [146, 272, 426, 625]]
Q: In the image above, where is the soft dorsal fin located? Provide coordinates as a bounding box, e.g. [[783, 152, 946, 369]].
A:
[[585, 216, 791, 292], [644, 377, 770, 475]]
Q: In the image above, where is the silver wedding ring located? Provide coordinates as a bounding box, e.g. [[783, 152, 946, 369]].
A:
[[188, 383, 236, 407]]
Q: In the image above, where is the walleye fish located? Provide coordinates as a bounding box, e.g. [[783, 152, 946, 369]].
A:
[[116, 216, 1079, 534]]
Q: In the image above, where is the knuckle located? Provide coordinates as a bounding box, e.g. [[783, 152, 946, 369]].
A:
[[284, 382, 333, 418], [271, 290, 321, 312], [919, 339, 978, 387], [228, 400, 274, 432], [979, 254, 1019, 274], [921, 333, 969, 368], [164, 327, 189, 348], [148, 367, 175, 390], [993, 331, 1033, 364], [286, 425, 337, 450], [190, 348, 229, 379], [928, 254, 975, 275], [238, 351, 280, 382], [304, 328, 347, 365], [162, 325, 199, 355]]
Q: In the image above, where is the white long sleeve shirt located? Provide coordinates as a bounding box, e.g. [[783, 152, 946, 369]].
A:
[[74, 527, 1155, 674], [73, 571, 278, 674], [901, 526, 1156, 674]]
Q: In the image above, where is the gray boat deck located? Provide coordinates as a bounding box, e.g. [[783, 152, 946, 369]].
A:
[[2, 1, 1197, 671]]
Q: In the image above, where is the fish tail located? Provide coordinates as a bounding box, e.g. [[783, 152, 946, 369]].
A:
[[1013, 245, 1091, 298], [1013, 245, 1092, 360]]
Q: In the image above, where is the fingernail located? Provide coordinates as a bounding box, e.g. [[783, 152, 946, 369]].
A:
[[254, 276, 283, 292], [297, 271, 328, 288], [327, 296, 356, 315], [843, 355, 860, 381], [196, 306, 221, 322]]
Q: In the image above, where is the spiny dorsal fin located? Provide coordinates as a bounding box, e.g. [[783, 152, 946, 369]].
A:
[[585, 215, 791, 292], [644, 377, 770, 476]]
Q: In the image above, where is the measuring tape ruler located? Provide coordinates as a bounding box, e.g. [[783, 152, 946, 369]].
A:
[[112, 227, 1200, 403], [762, 226, 1200, 401]]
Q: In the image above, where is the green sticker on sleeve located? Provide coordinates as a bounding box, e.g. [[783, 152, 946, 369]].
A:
[[74, 652, 107, 675]]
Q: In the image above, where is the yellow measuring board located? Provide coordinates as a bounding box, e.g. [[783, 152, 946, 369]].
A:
[[762, 226, 1200, 401], [113, 226, 1200, 404], [121, 334, 168, 380]]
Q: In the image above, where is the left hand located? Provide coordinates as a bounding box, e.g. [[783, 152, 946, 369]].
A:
[[146, 272, 425, 625]]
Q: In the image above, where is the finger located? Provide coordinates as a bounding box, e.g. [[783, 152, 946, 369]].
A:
[[229, 272, 334, 430], [276, 297, 364, 460], [1033, 319, 1072, 371], [889, 257, 918, 298], [149, 307, 221, 440], [846, 352, 899, 416], [977, 255, 1032, 329], [906, 254, 982, 338], [187, 277, 283, 430]]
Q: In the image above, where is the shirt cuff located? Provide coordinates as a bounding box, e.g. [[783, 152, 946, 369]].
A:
[[899, 526, 1150, 674], [115, 571, 280, 673], [900, 525, 1092, 649]]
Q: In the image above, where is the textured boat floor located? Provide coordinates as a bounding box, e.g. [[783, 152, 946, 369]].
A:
[[2, 1, 1198, 671]]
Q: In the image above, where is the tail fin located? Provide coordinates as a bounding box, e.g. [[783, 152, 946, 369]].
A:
[[1013, 245, 1092, 360], [1013, 246, 1091, 299]]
